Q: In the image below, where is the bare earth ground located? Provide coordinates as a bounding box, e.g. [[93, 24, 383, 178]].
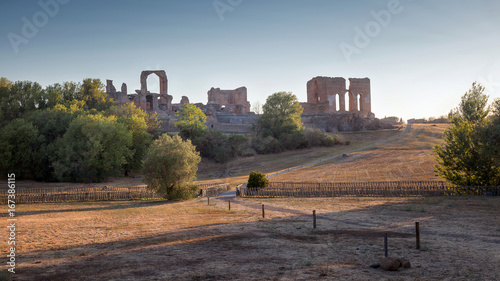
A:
[[2, 196, 499, 280], [2, 124, 500, 280]]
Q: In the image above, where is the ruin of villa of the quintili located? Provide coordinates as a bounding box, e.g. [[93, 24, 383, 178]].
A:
[[106, 70, 391, 133]]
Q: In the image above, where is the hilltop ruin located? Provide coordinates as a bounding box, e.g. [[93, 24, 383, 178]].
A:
[[106, 70, 388, 132]]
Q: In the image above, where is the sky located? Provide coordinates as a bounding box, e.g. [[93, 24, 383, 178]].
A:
[[1, 0, 499, 121]]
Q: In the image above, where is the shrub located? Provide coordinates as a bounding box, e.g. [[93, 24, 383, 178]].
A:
[[228, 134, 250, 157], [192, 130, 231, 163], [304, 129, 337, 147], [279, 131, 309, 150], [252, 136, 283, 154], [247, 171, 269, 188]]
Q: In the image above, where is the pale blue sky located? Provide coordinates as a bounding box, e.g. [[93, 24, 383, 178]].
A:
[[1, 0, 499, 120]]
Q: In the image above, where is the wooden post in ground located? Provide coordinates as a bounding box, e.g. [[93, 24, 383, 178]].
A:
[[384, 233, 388, 257], [208, 197, 210, 205], [229, 200, 231, 211], [262, 204, 265, 218], [416, 222, 420, 250], [313, 210, 316, 229]]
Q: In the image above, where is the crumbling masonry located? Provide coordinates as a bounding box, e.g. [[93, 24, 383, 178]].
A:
[[106, 71, 385, 133], [301, 77, 373, 118]]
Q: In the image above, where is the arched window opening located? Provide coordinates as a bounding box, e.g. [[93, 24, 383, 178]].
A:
[[146, 74, 160, 94]]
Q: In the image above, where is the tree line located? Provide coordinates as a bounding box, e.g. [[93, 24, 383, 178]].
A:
[[0, 77, 160, 182]]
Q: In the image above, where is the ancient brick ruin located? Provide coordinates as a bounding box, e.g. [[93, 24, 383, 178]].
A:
[[301, 77, 372, 117], [105, 71, 386, 133], [207, 87, 251, 114]]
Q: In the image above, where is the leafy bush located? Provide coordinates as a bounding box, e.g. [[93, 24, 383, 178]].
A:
[[228, 134, 250, 157], [247, 171, 269, 188], [252, 136, 283, 154], [279, 131, 309, 150], [192, 130, 231, 163]]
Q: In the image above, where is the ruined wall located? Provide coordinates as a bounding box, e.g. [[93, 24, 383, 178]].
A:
[[304, 76, 372, 117], [348, 78, 371, 116], [306, 77, 346, 113], [106, 80, 130, 104], [207, 87, 251, 114]]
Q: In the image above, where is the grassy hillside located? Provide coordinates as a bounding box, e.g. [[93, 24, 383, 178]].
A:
[[196, 128, 406, 186], [268, 124, 446, 182]]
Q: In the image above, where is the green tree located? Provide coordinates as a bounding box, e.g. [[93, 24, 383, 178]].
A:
[[0, 81, 45, 121], [142, 134, 201, 200], [433, 82, 499, 186], [53, 114, 133, 182], [0, 119, 44, 179], [481, 98, 500, 184], [108, 103, 153, 173], [175, 103, 207, 139], [0, 77, 13, 88], [258, 92, 304, 138], [25, 106, 83, 180], [80, 78, 113, 111]]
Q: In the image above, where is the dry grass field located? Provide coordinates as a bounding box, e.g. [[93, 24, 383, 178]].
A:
[[270, 124, 447, 182], [2, 196, 499, 280], [2, 124, 500, 280]]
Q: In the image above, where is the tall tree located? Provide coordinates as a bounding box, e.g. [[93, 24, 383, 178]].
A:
[[258, 92, 304, 138], [53, 114, 133, 182], [0, 77, 13, 89], [142, 134, 201, 200], [108, 103, 153, 173], [0, 81, 44, 121], [80, 78, 113, 111], [175, 103, 207, 139], [433, 82, 499, 186], [0, 119, 44, 179]]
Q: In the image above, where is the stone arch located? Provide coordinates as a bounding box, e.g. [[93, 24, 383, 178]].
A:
[[141, 70, 168, 96], [140, 70, 172, 111]]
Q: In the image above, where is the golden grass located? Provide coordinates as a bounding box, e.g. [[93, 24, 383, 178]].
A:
[[4, 195, 499, 280], [269, 124, 447, 182], [196, 128, 404, 185]]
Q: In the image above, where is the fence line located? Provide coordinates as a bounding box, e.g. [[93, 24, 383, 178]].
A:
[[1, 182, 231, 204], [238, 181, 500, 198], [198, 183, 231, 197]]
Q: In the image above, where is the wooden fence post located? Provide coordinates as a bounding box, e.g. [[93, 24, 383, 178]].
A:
[[229, 200, 231, 211], [208, 197, 210, 205], [313, 210, 316, 229], [262, 204, 265, 218], [384, 233, 388, 257], [416, 222, 420, 250]]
